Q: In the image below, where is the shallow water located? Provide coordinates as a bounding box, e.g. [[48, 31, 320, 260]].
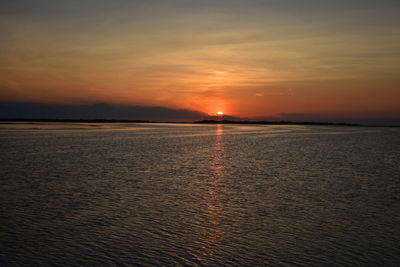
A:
[[1, 123, 399, 266]]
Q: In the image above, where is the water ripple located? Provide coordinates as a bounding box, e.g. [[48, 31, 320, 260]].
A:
[[1, 123, 399, 265]]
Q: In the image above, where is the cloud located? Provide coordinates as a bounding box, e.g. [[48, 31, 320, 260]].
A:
[[0, 102, 210, 121]]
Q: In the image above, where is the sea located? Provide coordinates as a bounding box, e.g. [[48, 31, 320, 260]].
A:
[[1, 122, 399, 266]]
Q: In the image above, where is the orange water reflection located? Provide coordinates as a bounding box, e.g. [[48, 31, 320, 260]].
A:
[[194, 124, 227, 263]]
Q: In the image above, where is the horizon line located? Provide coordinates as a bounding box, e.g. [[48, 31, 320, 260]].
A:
[[1, 118, 399, 128]]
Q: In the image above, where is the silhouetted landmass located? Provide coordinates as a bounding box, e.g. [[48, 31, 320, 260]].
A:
[[195, 119, 399, 127], [196, 119, 361, 126], [0, 118, 152, 123], [2, 118, 400, 127]]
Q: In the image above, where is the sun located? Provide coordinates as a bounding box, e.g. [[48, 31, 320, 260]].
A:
[[217, 111, 224, 116]]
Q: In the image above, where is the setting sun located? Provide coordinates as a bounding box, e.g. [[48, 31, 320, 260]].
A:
[[217, 112, 224, 116]]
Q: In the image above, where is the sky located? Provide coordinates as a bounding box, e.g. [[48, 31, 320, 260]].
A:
[[1, 0, 399, 122]]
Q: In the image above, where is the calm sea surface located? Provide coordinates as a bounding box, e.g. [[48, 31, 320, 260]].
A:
[[1, 123, 399, 266]]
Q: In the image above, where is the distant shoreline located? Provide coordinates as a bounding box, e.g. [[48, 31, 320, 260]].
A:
[[1, 118, 399, 127], [195, 119, 361, 127]]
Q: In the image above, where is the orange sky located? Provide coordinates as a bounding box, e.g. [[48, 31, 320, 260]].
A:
[[1, 0, 399, 120]]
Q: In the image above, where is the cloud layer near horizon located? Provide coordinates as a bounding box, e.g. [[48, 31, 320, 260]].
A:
[[1, 102, 399, 125], [0, 102, 208, 121]]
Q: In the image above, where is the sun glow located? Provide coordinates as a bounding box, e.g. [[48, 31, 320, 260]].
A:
[[217, 111, 224, 116]]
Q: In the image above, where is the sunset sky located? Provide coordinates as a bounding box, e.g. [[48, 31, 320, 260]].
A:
[[1, 0, 399, 121]]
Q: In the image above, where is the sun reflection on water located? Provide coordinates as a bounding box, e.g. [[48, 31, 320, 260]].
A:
[[195, 124, 227, 264]]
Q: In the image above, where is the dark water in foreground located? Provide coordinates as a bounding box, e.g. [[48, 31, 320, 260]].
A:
[[1, 123, 399, 266]]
